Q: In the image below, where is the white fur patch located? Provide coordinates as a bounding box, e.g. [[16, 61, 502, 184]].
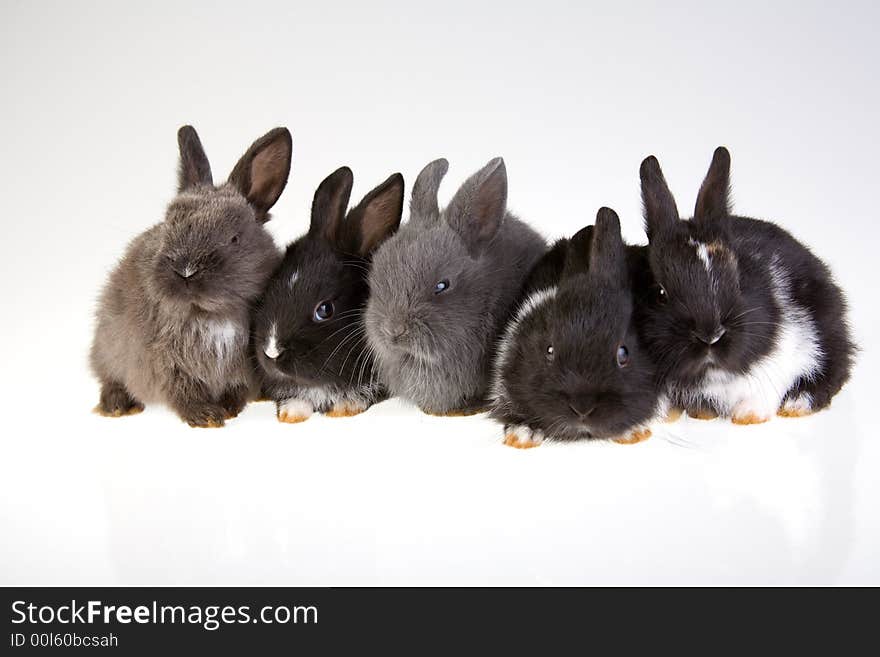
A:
[[781, 392, 813, 414], [688, 238, 712, 273], [689, 256, 821, 417], [278, 397, 313, 419], [202, 319, 241, 358], [514, 425, 543, 443], [504, 424, 545, 447], [490, 286, 558, 405], [276, 385, 377, 415], [696, 244, 711, 272], [514, 287, 558, 324], [288, 271, 300, 288], [265, 322, 281, 359], [295, 386, 338, 409], [654, 394, 672, 422]]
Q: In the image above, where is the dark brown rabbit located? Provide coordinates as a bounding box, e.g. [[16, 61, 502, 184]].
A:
[[90, 125, 292, 427]]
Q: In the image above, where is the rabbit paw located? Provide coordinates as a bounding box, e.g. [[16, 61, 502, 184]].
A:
[[325, 401, 369, 418], [502, 425, 544, 449], [663, 408, 683, 423], [182, 404, 227, 428], [777, 393, 815, 418], [731, 399, 773, 425], [95, 383, 144, 418], [219, 387, 248, 419], [277, 398, 313, 424], [613, 428, 653, 445], [687, 407, 718, 421]]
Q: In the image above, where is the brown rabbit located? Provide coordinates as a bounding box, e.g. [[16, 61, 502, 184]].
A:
[[90, 125, 292, 427]]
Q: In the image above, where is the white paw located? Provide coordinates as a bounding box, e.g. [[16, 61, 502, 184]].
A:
[[277, 398, 314, 424], [502, 425, 544, 449], [778, 393, 814, 418], [731, 398, 774, 425], [325, 401, 369, 418], [613, 427, 653, 445]]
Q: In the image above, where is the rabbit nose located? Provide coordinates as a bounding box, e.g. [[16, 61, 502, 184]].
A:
[[569, 403, 596, 419], [568, 395, 597, 419], [695, 326, 726, 346], [170, 258, 198, 279], [386, 321, 407, 340]]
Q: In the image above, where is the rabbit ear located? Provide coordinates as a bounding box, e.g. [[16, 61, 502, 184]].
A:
[[228, 127, 293, 223], [445, 157, 507, 253], [177, 126, 213, 191], [694, 146, 732, 222], [309, 166, 354, 245], [344, 173, 404, 257], [588, 207, 627, 288], [410, 158, 448, 223], [640, 155, 679, 241], [563, 225, 594, 278]]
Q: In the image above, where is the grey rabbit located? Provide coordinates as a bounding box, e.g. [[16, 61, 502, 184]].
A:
[[90, 125, 292, 427], [365, 157, 546, 415]]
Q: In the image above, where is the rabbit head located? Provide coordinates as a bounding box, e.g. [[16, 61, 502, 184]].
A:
[[254, 167, 403, 388], [639, 147, 777, 386], [366, 157, 508, 367], [150, 126, 291, 313]]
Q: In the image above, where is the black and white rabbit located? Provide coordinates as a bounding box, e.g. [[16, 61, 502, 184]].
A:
[[365, 158, 546, 415], [252, 167, 404, 423], [639, 147, 855, 423], [491, 208, 662, 448], [91, 126, 292, 427]]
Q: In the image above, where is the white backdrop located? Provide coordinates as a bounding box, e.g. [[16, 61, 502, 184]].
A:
[[1, 0, 878, 584]]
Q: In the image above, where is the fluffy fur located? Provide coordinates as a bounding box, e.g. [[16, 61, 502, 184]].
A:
[[639, 146, 855, 423], [91, 126, 292, 427], [252, 167, 404, 421], [365, 158, 547, 414], [491, 209, 662, 445]]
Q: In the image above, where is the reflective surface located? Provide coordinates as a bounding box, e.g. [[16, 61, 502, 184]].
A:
[[2, 383, 876, 585]]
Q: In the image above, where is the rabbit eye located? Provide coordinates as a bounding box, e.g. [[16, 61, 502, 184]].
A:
[[434, 280, 450, 294], [616, 345, 630, 367], [314, 300, 334, 322], [546, 344, 555, 361], [657, 285, 668, 303]]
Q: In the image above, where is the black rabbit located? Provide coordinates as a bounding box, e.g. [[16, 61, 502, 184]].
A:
[[253, 167, 403, 423], [491, 208, 662, 447], [638, 147, 855, 423]]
